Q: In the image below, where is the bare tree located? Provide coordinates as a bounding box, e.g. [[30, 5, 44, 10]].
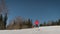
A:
[[7, 16, 24, 29]]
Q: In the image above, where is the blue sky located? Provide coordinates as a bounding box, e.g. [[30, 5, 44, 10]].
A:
[[5, 0, 60, 25]]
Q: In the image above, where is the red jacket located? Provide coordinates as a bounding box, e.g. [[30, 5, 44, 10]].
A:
[[35, 20, 39, 25]]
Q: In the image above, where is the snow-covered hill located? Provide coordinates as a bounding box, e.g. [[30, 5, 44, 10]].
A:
[[0, 26, 60, 34]]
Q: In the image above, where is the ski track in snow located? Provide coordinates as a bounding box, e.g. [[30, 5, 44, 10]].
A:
[[0, 26, 60, 34]]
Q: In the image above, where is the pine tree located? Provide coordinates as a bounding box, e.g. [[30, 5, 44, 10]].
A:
[[27, 19, 32, 28], [4, 13, 8, 29], [0, 14, 3, 29], [0, 14, 3, 21], [44, 22, 46, 26], [40, 24, 43, 26], [57, 19, 60, 25]]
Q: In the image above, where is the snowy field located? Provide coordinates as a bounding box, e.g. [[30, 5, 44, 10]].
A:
[[0, 26, 60, 34]]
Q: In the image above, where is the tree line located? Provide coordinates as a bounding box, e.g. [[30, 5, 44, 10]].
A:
[[7, 17, 32, 30], [0, 13, 60, 29], [40, 19, 60, 26]]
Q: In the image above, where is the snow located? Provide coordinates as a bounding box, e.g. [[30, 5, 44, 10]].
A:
[[0, 26, 60, 34]]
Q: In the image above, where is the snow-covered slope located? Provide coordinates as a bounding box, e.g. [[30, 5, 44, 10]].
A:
[[0, 26, 60, 34]]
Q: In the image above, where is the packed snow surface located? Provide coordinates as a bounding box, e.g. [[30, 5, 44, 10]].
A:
[[0, 26, 60, 34]]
